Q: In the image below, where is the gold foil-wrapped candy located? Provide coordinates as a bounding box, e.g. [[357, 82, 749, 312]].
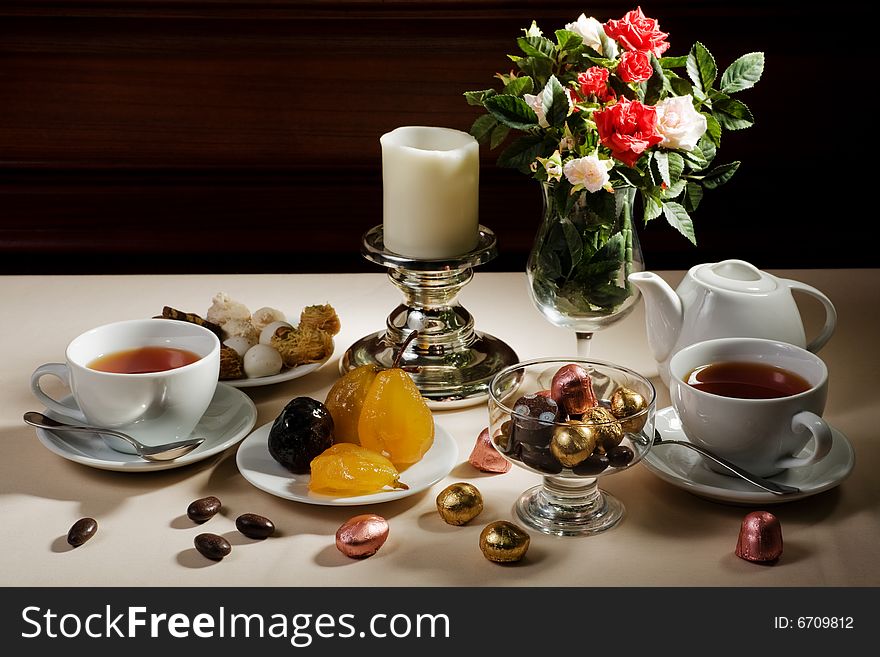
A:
[[550, 421, 598, 467], [479, 521, 530, 563], [583, 406, 623, 452], [610, 386, 648, 433], [436, 483, 484, 526]]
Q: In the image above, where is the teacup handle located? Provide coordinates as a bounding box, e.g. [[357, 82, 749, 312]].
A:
[[775, 411, 834, 469], [30, 363, 87, 422], [782, 279, 837, 353]]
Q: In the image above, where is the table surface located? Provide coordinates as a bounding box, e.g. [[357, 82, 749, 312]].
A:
[[1, 270, 878, 587]]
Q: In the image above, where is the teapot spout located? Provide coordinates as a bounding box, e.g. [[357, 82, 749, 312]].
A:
[[628, 271, 683, 363]]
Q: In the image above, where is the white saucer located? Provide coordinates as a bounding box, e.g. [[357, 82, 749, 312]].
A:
[[236, 422, 459, 506], [35, 383, 257, 472], [642, 406, 855, 505]]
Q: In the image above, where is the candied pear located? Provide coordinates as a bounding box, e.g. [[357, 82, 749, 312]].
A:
[[324, 364, 379, 444], [309, 444, 408, 495], [358, 367, 434, 467]]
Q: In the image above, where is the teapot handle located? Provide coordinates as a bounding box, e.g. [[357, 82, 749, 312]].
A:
[[781, 279, 838, 353]]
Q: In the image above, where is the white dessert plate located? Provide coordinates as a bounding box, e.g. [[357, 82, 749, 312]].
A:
[[236, 421, 459, 506], [34, 383, 257, 472], [222, 344, 333, 388], [642, 406, 855, 505]]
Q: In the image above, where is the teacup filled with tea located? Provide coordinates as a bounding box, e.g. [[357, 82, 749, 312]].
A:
[[668, 337, 833, 477], [31, 319, 220, 452]]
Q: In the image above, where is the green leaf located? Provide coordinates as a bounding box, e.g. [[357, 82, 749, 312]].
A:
[[586, 283, 630, 309], [683, 145, 708, 171], [517, 35, 556, 60], [560, 218, 584, 274], [660, 56, 688, 69], [667, 152, 684, 183], [464, 89, 496, 107], [698, 134, 716, 165], [702, 161, 740, 189], [483, 94, 538, 130], [581, 46, 616, 69], [644, 54, 665, 106], [555, 29, 583, 52], [616, 167, 645, 188], [704, 113, 722, 146], [684, 182, 703, 212], [686, 42, 717, 92], [654, 151, 671, 187], [664, 178, 687, 199], [662, 202, 696, 245], [642, 189, 663, 223], [515, 56, 554, 85], [538, 246, 562, 282], [489, 123, 510, 149], [469, 114, 497, 143], [503, 76, 534, 97], [720, 52, 765, 94], [669, 75, 693, 97], [543, 75, 569, 127], [714, 98, 755, 130], [497, 134, 549, 171]]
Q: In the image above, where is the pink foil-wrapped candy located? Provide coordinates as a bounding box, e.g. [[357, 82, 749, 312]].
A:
[[335, 514, 389, 559], [735, 511, 783, 563], [469, 428, 511, 473]]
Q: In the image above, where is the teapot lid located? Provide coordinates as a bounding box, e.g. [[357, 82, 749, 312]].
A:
[[693, 259, 778, 293]]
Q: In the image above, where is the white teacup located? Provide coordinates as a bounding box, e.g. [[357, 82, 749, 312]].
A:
[[668, 337, 833, 477], [31, 319, 220, 453]]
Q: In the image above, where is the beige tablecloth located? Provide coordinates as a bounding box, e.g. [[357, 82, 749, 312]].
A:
[[1, 270, 877, 586]]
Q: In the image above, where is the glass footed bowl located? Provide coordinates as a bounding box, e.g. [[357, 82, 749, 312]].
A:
[[488, 357, 656, 537]]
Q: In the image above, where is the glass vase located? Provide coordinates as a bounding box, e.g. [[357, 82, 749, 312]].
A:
[[526, 182, 644, 356]]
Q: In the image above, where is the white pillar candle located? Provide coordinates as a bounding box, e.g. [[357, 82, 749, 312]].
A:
[[380, 126, 480, 259]]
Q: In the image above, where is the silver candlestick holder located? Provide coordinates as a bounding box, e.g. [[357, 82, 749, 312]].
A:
[[341, 225, 519, 408]]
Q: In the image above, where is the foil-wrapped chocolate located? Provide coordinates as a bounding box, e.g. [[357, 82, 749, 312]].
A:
[[583, 406, 624, 452], [550, 421, 598, 467], [335, 514, 389, 559], [511, 394, 559, 448], [436, 483, 484, 526], [479, 521, 530, 563], [551, 364, 598, 416], [469, 428, 511, 473], [735, 511, 783, 563], [609, 386, 648, 433]]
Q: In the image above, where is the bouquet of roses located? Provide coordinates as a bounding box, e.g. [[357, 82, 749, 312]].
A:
[[464, 8, 763, 318]]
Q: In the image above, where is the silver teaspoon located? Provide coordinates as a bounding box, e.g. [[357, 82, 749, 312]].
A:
[[653, 430, 800, 495], [23, 411, 205, 462]]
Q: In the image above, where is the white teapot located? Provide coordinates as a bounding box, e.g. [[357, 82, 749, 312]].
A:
[[628, 260, 837, 385]]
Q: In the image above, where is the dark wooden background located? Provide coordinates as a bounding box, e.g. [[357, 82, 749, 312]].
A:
[[0, 1, 871, 274]]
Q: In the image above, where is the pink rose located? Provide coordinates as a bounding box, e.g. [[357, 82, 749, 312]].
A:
[[577, 67, 614, 102], [604, 7, 670, 58], [617, 50, 652, 83], [594, 96, 662, 167]]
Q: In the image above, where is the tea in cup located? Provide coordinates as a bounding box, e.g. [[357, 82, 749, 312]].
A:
[[31, 319, 220, 453], [668, 337, 833, 477]]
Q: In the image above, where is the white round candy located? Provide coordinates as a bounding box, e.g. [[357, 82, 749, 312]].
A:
[[259, 320, 293, 345], [243, 344, 283, 378], [224, 335, 256, 358]]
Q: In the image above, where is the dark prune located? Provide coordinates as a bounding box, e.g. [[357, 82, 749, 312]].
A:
[[268, 397, 334, 473], [573, 453, 610, 475], [607, 445, 635, 467], [519, 443, 563, 474]]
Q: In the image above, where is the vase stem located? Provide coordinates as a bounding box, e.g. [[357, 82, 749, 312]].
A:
[[575, 332, 593, 358]]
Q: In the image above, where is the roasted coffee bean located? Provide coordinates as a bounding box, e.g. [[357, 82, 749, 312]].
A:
[[67, 517, 97, 547], [194, 533, 231, 560], [187, 496, 222, 523], [573, 453, 610, 475], [236, 513, 275, 540], [607, 445, 635, 467]]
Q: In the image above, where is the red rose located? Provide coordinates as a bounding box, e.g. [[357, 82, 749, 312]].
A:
[[594, 96, 662, 167], [617, 50, 653, 83], [577, 67, 614, 102], [604, 7, 670, 58]]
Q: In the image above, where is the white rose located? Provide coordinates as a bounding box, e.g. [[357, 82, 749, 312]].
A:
[[655, 95, 708, 152], [563, 156, 613, 193], [523, 93, 549, 128], [565, 14, 618, 58]]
